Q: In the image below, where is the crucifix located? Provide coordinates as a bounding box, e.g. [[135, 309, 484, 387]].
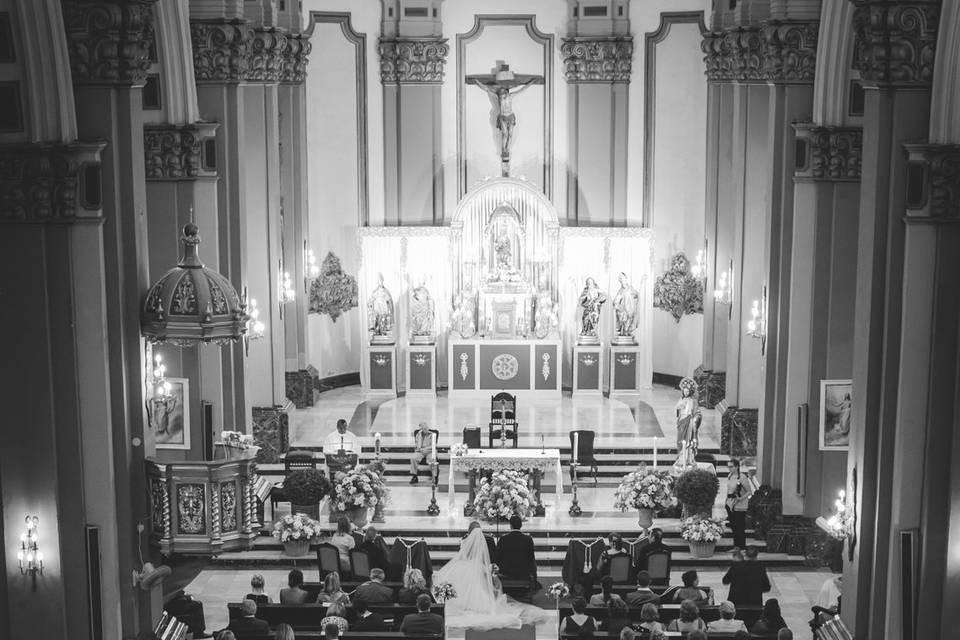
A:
[[466, 61, 544, 176]]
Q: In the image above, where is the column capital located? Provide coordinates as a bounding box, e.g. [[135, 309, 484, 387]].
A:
[[701, 27, 764, 84], [0, 141, 107, 223], [793, 123, 863, 182], [60, 0, 158, 86], [561, 36, 634, 84], [851, 0, 940, 88], [190, 19, 255, 82], [903, 143, 960, 220], [761, 20, 818, 84], [378, 37, 449, 84], [280, 33, 312, 84], [143, 122, 219, 181], [248, 27, 288, 83]]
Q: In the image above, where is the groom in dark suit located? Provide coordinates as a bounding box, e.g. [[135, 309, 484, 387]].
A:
[[496, 515, 538, 586]]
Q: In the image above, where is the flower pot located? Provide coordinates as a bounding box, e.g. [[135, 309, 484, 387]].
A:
[[637, 508, 654, 529], [688, 540, 716, 558], [330, 507, 368, 527], [292, 503, 320, 520], [284, 539, 311, 557]]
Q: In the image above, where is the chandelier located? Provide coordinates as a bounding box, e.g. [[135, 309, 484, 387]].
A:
[[141, 223, 250, 346]]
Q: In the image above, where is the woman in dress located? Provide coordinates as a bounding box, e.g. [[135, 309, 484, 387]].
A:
[[316, 571, 350, 606], [637, 602, 665, 634], [329, 516, 356, 569], [431, 527, 553, 630], [398, 568, 432, 604], [561, 597, 596, 636], [244, 573, 271, 605], [725, 458, 754, 548], [666, 599, 708, 633], [319, 602, 349, 634], [279, 569, 309, 604]]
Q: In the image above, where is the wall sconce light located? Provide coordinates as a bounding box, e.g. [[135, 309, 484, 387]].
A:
[[280, 270, 295, 305], [244, 290, 265, 355], [713, 259, 733, 310], [746, 285, 767, 353], [821, 469, 858, 561], [691, 239, 707, 282], [17, 516, 43, 576], [305, 246, 320, 294], [146, 354, 176, 432]]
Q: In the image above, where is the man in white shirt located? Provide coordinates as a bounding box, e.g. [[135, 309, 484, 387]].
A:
[[706, 601, 747, 633], [409, 422, 436, 484], [323, 418, 359, 453]]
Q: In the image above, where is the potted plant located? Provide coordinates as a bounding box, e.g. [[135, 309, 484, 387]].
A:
[[674, 467, 719, 519], [613, 467, 676, 528], [331, 466, 389, 526], [273, 512, 322, 556], [283, 469, 331, 520], [472, 469, 534, 522], [680, 516, 725, 558]]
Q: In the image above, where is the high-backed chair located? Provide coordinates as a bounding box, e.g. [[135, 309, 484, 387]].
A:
[[607, 554, 633, 584], [644, 549, 672, 587], [569, 430, 598, 485], [316, 542, 341, 578], [488, 392, 519, 448], [462, 426, 481, 448], [349, 548, 371, 580]]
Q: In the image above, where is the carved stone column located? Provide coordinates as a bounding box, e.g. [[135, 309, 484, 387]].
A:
[[843, 2, 940, 637], [60, 0, 157, 634], [562, 35, 633, 225]]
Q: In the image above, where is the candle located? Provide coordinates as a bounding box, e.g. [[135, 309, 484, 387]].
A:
[[375, 432, 381, 456], [573, 432, 579, 464], [432, 432, 437, 460], [653, 437, 658, 468]]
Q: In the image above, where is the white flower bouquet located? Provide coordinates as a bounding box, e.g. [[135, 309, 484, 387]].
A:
[[546, 582, 570, 601], [332, 466, 390, 511], [451, 443, 469, 457], [432, 582, 457, 603], [272, 512, 322, 543], [221, 430, 254, 448], [472, 469, 534, 521], [680, 516, 725, 542], [614, 467, 677, 512]]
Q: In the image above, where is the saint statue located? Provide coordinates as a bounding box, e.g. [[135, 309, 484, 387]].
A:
[[494, 231, 512, 272], [409, 280, 436, 344], [674, 377, 702, 469], [533, 278, 558, 340], [577, 277, 607, 344], [467, 63, 544, 170], [612, 272, 640, 345], [367, 272, 395, 344], [451, 276, 478, 339]]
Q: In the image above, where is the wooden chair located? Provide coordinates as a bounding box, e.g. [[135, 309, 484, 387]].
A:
[[607, 554, 633, 584], [316, 542, 341, 579], [644, 549, 672, 587], [462, 426, 481, 448], [349, 548, 371, 580], [488, 392, 519, 448], [569, 430, 599, 485]]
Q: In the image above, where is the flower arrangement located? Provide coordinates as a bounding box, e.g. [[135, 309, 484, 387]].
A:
[[332, 466, 390, 512], [547, 582, 570, 601], [272, 512, 322, 543], [308, 252, 358, 321], [221, 430, 254, 448], [432, 582, 457, 603], [674, 468, 720, 515], [283, 468, 332, 507], [680, 516, 725, 543], [472, 469, 534, 521], [613, 467, 677, 513], [451, 443, 469, 457]]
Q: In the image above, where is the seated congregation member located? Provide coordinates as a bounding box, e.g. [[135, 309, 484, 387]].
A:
[[399, 567, 431, 604], [561, 597, 597, 636], [351, 598, 388, 632], [666, 599, 708, 633], [274, 623, 295, 640], [409, 422, 436, 484], [598, 532, 629, 575], [707, 601, 748, 633], [323, 622, 341, 640], [400, 593, 444, 635], [319, 602, 349, 634], [752, 597, 788, 634], [497, 515, 538, 584], [358, 526, 390, 572], [589, 575, 625, 607], [722, 545, 771, 606], [353, 567, 394, 603], [619, 629, 636, 640], [637, 528, 668, 568], [636, 602, 664, 634], [279, 569, 310, 604], [625, 570, 659, 608], [226, 599, 270, 639], [329, 517, 356, 568], [245, 573, 271, 605], [673, 569, 709, 604], [317, 571, 350, 606], [600, 597, 631, 634]]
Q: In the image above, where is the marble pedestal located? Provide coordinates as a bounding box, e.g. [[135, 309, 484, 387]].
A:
[[365, 345, 398, 396], [405, 344, 437, 395], [608, 345, 642, 395], [572, 344, 604, 396]]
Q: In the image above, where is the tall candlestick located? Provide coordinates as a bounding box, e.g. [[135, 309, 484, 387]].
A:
[[573, 432, 579, 464], [653, 437, 658, 468], [432, 432, 437, 460], [375, 432, 381, 457]]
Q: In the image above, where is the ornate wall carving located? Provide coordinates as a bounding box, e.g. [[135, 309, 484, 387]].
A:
[[248, 27, 287, 82], [190, 20, 255, 82], [379, 37, 449, 84], [143, 123, 218, 181], [251, 404, 289, 463], [561, 36, 634, 83], [61, 0, 157, 85], [281, 34, 312, 83], [762, 21, 818, 83], [851, 0, 940, 87], [794, 125, 863, 181], [703, 22, 818, 84], [904, 143, 960, 219]]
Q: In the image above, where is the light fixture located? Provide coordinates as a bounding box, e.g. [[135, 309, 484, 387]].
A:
[[280, 269, 295, 305], [746, 285, 767, 353], [17, 516, 43, 576], [821, 468, 858, 560], [713, 258, 733, 308], [244, 292, 265, 355], [146, 354, 176, 432], [691, 239, 707, 282], [305, 245, 320, 294]]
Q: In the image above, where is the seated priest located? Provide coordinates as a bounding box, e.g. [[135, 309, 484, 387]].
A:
[[497, 515, 538, 587], [323, 418, 359, 454], [408, 421, 436, 484]]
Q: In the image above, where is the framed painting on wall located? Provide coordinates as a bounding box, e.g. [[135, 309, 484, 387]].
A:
[[819, 379, 851, 451], [155, 378, 190, 450]]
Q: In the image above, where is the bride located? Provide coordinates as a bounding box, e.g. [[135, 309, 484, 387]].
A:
[[433, 527, 554, 630]]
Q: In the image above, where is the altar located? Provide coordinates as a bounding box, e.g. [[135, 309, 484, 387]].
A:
[[447, 448, 564, 516], [448, 338, 561, 394]]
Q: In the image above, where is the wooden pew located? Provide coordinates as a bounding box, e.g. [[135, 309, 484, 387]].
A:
[[226, 602, 445, 631], [242, 633, 442, 640], [561, 634, 778, 639], [555, 604, 764, 628]]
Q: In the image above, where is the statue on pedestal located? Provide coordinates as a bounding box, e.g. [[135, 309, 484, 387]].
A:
[[533, 278, 558, 340], [612, 272, 640, 345], [409, 280, 436, 344], [577, 277, 607, 344], [451, 276, 478, 339], [367, 272, 395, 344]]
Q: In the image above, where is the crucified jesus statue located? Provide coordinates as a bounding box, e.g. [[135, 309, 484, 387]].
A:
[[466, 62, 544, 172]]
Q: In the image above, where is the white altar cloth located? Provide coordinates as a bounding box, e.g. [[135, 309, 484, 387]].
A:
[[447, 448, 564, 509]]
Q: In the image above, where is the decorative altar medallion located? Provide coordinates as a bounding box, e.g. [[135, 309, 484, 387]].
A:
[[491, 353, 519, 380], [459, 352, 470, 381], [541, 353, 551, 381]]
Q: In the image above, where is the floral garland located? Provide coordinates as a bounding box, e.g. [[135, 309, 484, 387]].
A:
[[432, 582, 457, 603], [473, 469, 534, 522], [308, 252, 358, 321], [680, 516, 725, 543], [614, 467, 677, 512], [220, 430, 254, 449], [653, 252, 704, 322], [272, 512, 321, 543], [450, 443, 469, 457], [332, 466, 389, 512]]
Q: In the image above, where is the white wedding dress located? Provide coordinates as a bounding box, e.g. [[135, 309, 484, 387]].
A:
[[433, 529, 554, 630]]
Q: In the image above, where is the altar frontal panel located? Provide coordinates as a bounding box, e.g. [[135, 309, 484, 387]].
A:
[[478, 344, 531, 390]]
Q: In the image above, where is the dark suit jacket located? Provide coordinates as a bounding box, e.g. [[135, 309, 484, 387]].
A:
[[624, 588, 660, 608], [360, 539, 391, 574], [497, 530, 537, 579], [353, 580, 395, 603], [226, 616, 270, 638], [722, 560, 772, 606], [352, 612, 388, 632], [399, 611, 444, 635]]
